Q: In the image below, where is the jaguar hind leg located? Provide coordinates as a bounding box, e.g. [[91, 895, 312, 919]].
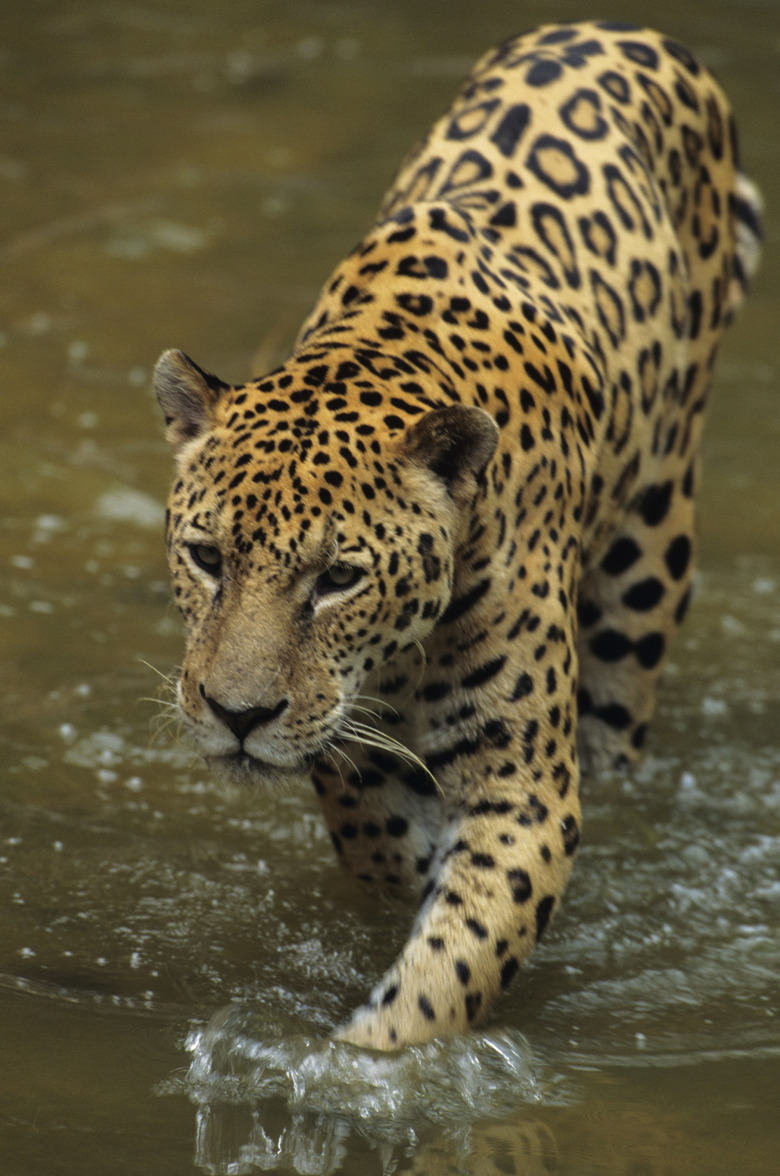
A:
[[575, 469, 696, 772]]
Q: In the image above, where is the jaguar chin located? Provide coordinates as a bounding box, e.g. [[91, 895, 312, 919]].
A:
[[204, 753, 305, 791]]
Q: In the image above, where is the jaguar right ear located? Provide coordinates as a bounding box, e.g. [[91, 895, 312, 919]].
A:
[[402, 403, 499, 492], [153, 349, 230, 455]]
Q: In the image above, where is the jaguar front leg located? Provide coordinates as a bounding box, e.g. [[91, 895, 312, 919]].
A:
[[335, 600, 583, 1049], [311, 747, 443, 891], [335, 761, 581, 1049]]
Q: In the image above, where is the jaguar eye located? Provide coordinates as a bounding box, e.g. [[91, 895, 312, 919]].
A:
[[316, 562, 363, 596], [188, 543, 222, 578]]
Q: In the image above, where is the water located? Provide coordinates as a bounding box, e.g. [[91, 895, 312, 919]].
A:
[[1, 1, 778, 1173]]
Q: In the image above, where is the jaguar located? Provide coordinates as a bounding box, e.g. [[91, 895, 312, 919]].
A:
[[153, 20, 762, 1049]]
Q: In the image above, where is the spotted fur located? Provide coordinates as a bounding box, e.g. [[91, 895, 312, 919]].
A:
[[153, 21, 762, 1049]]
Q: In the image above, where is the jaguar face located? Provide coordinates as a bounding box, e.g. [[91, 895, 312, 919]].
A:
[[156, 352, 498, 787]]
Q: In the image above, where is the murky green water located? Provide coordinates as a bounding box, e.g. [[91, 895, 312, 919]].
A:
[[1, 2, 778, 1173]]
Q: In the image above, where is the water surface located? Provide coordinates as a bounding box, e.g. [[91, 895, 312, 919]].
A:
[[1, 2, 778, 1174]]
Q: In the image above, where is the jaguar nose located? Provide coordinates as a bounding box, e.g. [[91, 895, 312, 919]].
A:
[[201, 690, 289, 743]]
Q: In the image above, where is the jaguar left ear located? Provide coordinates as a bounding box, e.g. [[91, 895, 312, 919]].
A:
[[402, 404, 499, 491], [153, 349, 230, 454]]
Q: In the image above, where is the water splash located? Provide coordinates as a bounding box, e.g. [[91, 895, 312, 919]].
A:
[[175, 1003, 564, 1175]]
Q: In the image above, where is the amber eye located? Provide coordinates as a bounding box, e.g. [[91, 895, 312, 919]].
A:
[[316, 562, 363, 596], [188, 543, 222, 578]]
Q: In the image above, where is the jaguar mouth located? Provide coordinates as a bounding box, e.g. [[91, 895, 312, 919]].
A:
[[204, 751, 311, 789]]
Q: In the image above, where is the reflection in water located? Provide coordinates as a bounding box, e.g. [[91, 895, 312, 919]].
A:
[[181, 1004, 556, 1175]]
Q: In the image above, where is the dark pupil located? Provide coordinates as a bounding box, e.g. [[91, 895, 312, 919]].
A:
[[329, 564, 354, 585], [192, 545, 220, 573]]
